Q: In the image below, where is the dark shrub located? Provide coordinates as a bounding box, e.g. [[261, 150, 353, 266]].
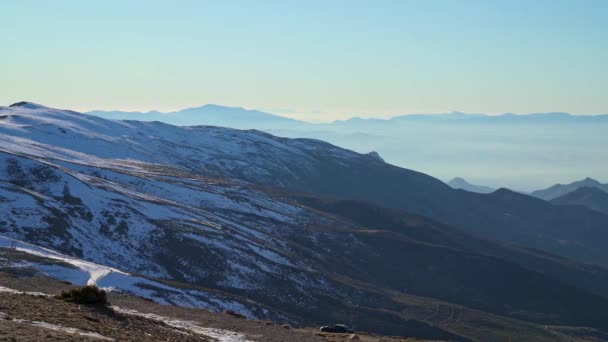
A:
[[57, 285, 108, 305], [224, 310, 246, 319]]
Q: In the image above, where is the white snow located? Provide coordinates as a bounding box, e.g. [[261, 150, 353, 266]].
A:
[[0, 103, 361, 188], [0, 235, 122, 285], [0, 286, 49, 297], [30, 263, 91, 285], [0, 235, 258, 318]]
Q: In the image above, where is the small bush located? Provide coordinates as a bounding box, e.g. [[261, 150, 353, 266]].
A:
[[224, 310, 246, 319], [56, 285, 108, 306]]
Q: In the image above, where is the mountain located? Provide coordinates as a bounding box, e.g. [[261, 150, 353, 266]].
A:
[[164, 126, 608, 268], [88, 104, 311, 130], [322, 113, 608, 190], [89, 106, 608, 128], [531, 177, 608, 200], [338, 112, 608, 125], [3, 237, 606, 342], [4, 102, 608, 339], [550, 187, 608, 215], [365, 151, 385, 162], [87, 106, 608, 189], [447, 177, 496, 194]]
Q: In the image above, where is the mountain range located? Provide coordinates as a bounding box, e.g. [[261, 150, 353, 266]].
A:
[[89, 106, 608, 126], [447, 177, 608, 216], [88, 104, 310, 131], [3, 102, 608, 340], [530, 177, 608, 200], [87, 105, 608, 190]]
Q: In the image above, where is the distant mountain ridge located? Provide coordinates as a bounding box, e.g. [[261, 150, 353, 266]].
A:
[[332, 112, 608, 126], [87, 105, 608, 189], [89, 106, 608, 127], [88, 104, 310, 130], [531, 177, 608, 200], [551, 187, 608, 215], [447, 177, 496, 194]]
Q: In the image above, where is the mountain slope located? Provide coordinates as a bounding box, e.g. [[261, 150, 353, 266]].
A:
[[293, 195, 608, 298], [227, 142, 608, 268], [6, 268, 592, 342], [531, 177, 608, 200], [447, 177, 495, 194], [0, 149, 593, 338], [550, 186, 608, 215], [3, 103, 608, 339], [6, 102, 608, 269]]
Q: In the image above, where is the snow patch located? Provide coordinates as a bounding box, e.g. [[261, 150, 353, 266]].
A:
[[0, 235, 123, 285], [0, 286, 49, 297]]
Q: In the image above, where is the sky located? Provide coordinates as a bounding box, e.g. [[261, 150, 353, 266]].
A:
[[2, 0, 607, 121]]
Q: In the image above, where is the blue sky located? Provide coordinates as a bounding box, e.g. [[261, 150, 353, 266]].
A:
[[2, 0, 607, 121]]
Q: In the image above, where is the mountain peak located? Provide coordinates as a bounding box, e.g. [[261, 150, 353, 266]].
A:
[[9, 101, 48, 110], [180, 104, 256, 114], [365, 151, 385, 162], [196, 104, 242, 111], [531, 177, 607, 200], [447, 177, 496, 194], [449, 177, 468, 184]]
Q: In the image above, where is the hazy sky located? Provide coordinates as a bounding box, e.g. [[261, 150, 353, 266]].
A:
[[2, 0, 607, 121]]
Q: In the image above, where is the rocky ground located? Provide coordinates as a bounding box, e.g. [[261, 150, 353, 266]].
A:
[[0, 271, 424, 342]]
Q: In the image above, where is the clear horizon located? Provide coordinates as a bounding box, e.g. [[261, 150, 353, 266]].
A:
[[3, 0, 607, 121]]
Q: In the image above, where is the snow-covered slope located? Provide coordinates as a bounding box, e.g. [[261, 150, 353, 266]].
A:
[[0, 102, 368, 320], [5, 102, 608, 339], [0, 235, 285, 321], [1, 102, 373, 187]]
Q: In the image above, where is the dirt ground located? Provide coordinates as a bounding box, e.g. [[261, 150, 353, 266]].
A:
[[0, 290, 213, 341], [0, 271, 424, 342]]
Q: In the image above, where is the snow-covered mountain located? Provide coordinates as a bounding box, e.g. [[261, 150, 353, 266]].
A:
[[0, 102, 365, 320], [86, 105, 608, 190], [0, 102, 460, 337], [4, 102, 608, 338], [6, 102, 380, 188]]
